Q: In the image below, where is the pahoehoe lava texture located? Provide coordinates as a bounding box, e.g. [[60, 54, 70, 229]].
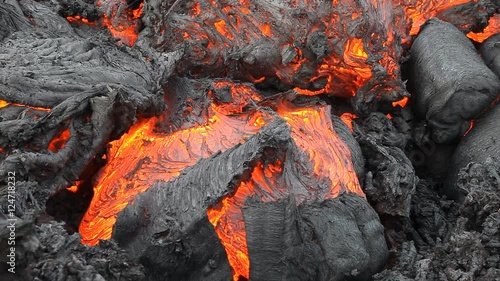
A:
[[408, 18, 500, 144]]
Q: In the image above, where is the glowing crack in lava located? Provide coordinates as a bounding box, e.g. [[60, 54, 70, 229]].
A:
[[66, 1, 143, 46], [100, 1, 143, 46], [403, 0, 473, 35], [160, 0, 491, 101], [467, 14, 500, 43], [168, 0, 405, 97], [79, 104, 272, 245], [207, 104, 364, 280]]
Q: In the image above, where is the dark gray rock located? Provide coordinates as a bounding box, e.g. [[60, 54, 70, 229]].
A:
[[408, 18, 500, 144]]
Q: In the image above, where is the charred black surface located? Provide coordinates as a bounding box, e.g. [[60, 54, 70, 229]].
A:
[[407, 18, 500, 144]]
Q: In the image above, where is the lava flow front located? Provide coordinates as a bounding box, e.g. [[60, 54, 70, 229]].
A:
[[207, 104, 363, 280], [79, 101, 272, 245], [73, 0, 500, 279]]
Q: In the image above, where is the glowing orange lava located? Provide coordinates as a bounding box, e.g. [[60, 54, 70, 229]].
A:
[[0, 100, 8, 109], [467, 14, 500, 43], [48, 128, 71, 152], [0, 100, 51, 112], [67, 1, 143, 46], [404, 0, 471, 35], [67, 182, 81, 193], [101, 2, 143, 46], [79, 105, 273, 245], [463, 119, 475, 136], [66, 15, 92, 25], [392, 97, 409, 107], [340, 112, 358, 132], [208, 105, 363, 280]]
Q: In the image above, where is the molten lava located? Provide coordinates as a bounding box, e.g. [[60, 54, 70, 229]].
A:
[[340, 112, 358, 132], [66, 15, 93, 25], [165, 0, 406, 98], [48, 128, 71, 152], [79, 104, 273, 245], [66, 1, 143, 46], [74, 0, 500, 278], [392, 97, 409, 107], [208, 104, 363, 280], [467, 13, 500, 43], [404, 0, 472, 35], [100, 2, 143, 46]]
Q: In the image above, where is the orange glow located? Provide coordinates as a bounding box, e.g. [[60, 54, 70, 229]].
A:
[[208, 105, 363, 280], [340, 112, 358, 132], [277, 105, 363, 198], [392, 97, 409, 107], [96, 1, 143, 46], [463, 120, 474, 136], [132, 3, 144, 19], [79, 106, 273, 245], [80, 82, 363, 281], [347, 38, 369, 59], [66, 15, 91, 24], [467, 14, 500, 43], [65, 2, 143, 46], [102, 15, 139, 46], [48, 128, 70, 152], [0, 100, 51, 112], [67, 182, 81, 193], [404, 0, 471, 35], [192, 3, 201, 16], [166, 0, 489, 99], [214, 19, 234, 40], [258, 23, 272, 37]]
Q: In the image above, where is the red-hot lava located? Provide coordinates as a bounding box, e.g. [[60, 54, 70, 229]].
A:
[[403, 0, 472, 36], [207, 104, 363, 280], [340, 112, 358, 132], [65, 1, 143, 46], [467, 13, 500, 42], [48, 128, 71, 152], [73, 0, 500, 279], [100, 1, 143, 46], [79, 100, 272, 245], [167, 0, 405, 98]]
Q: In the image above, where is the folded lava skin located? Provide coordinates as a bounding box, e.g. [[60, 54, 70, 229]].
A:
[[447, 103, 500, 200], [480, 33, 500, 78], [408, 18, 500, 144], [112, 118, 387, 281]]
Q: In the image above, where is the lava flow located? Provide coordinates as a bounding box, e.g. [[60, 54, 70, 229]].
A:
[[467, 13, 500, 43], [166, 0, 405, 98], [207, 104, 364, 280], [65, 1, 143, 46], [79, 97, 272, 245]]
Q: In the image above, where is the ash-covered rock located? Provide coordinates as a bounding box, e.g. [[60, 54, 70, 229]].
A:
[[375, 160, 500, 281], [0, 219, 144, 281], [354, 112, 418, 217], [458, 158, 500, 229]]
